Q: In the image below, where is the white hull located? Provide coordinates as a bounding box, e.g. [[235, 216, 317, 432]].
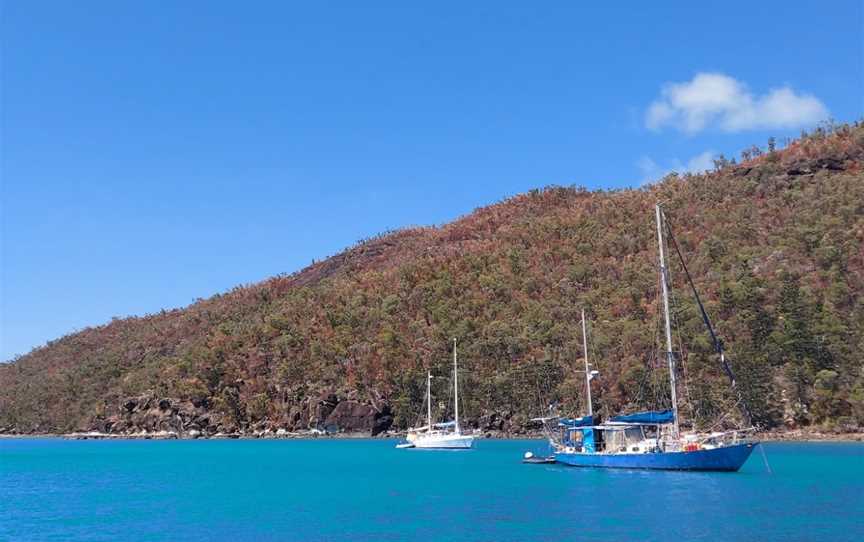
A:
[[411, 433, 474, 449]]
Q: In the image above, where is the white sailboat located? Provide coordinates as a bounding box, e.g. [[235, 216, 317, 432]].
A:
[[398, 338, 474, 449]]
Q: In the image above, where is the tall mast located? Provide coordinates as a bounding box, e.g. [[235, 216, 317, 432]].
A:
[[655, 203, 680, 438], [453, 338, 460, 433], [581, 309, 593, 416], [427, 371, 432, 430]]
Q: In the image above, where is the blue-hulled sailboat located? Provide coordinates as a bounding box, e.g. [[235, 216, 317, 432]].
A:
[[553, 204, 758, 471]]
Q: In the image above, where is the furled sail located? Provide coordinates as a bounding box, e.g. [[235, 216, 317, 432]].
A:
[[610, 410, 674, 424]]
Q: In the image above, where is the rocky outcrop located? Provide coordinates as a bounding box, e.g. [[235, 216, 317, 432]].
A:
[[90, 391, 393, 438], [323, 401, 393, 436], [99, 393, 220, 436], [470, 410, 533, 436], [477, 411, 507, 432], [785, 156, 847, 176]]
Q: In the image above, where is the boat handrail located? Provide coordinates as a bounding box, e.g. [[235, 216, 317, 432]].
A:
[[560, 422, 668, 429], [693, 427, 758, 443]]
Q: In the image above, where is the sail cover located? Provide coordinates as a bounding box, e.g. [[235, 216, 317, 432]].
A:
[[559, 415, 594, 428], [610, 410, 674, 424]]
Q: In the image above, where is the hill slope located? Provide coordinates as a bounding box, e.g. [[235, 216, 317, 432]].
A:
[[2, 123, 863, 437]]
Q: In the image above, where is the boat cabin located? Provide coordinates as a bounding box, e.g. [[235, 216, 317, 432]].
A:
[[558, 410, 672, 455]]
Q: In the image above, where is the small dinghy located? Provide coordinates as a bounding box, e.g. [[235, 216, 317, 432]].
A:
[[522, 451, 556, 464], [395, 443, 415, 449]]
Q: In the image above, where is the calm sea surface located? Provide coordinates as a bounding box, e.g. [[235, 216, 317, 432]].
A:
[[1, 438, 862, 541]]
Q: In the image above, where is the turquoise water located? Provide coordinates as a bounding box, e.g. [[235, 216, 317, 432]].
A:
[[2, 439, 862, 541]]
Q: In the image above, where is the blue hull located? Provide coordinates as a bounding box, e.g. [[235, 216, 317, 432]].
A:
[[555, 442, 757, 471]]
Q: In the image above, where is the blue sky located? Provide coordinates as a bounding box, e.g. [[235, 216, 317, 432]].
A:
[[2, 1, 862, 360]]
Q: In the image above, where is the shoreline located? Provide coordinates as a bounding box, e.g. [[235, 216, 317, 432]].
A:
[[2, 430, 863, 442], [758, 430, 864, 442]]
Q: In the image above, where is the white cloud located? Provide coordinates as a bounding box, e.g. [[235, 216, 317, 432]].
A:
[[646, 73, 828, 133], [638, 150, 716, 185], [684, 150, 716, 173]]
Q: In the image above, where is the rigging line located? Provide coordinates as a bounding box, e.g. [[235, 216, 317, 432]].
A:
[[443, 358, 455, 421], [664, 219, 731, 380], [759, 443, 773, 475], [535, 354, 547, 417], [703, 397, 742, 433], [645, 228, 665, 410], [585, 319, 609, 420], [662, 216, 681, 416], [412, 370, 430, 429], [669, 268, 697, 428], [584, 316, 603, 415], [648, 262, 664, 410], [663, 217, 755, 428], [663, 214, 696, 428], [637, 267, 661, 409]]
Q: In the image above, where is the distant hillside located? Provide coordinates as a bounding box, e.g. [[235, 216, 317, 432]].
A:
[[2, 122, 863, 437]]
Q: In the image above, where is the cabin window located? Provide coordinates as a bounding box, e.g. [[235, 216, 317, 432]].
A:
[[563, 429, 584, 447], [624, 427, 644, 442], [606, 427, 646, 452]]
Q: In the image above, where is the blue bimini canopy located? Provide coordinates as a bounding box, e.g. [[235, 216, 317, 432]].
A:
[[559, 415, 594, 428], [610, 410, 674, 424]]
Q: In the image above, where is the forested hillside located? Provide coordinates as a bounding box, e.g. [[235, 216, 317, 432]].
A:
[[2, 123, 863, 437]]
